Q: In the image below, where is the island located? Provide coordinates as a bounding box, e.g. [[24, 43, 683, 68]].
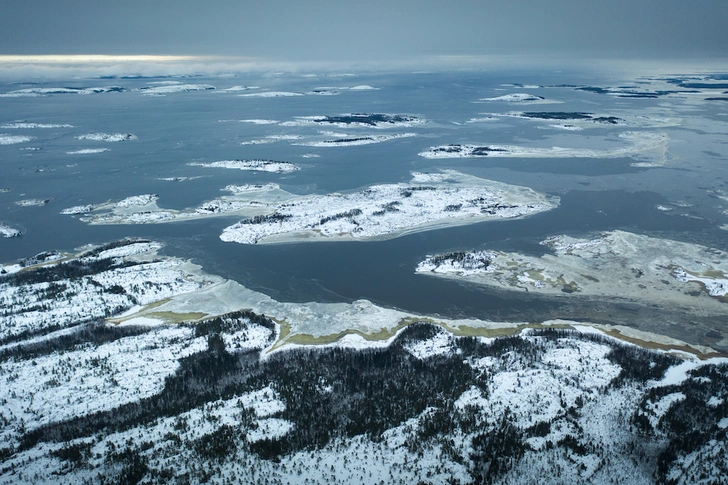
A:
[[219, 170, 558, 244]]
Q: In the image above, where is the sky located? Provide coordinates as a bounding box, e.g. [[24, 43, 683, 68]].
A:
[[0, 0, 726, 68]]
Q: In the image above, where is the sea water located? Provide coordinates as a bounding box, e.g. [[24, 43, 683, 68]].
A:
[[1, 69, 727, 324]]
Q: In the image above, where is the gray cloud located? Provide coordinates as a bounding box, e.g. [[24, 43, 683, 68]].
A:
[[0, 0, 726, 61]]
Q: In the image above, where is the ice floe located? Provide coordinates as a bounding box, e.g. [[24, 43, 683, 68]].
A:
[[239, 91, 305, 97], [0, 134, 33, 145], [188, 159, 300, 173], [76, 133, 137, 142], [66, 148, 109, 154], [0, 223, 21, 238], [15, 198, 49, 207], [220, 170, 557, 244], [0, 122, 73, 129], [140, 83, 215, 95], [221, 118, 280, 124]]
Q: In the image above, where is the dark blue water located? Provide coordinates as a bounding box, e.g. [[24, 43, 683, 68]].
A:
[[2, 70, 727, 325]]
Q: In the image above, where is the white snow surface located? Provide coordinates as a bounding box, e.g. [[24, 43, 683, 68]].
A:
[[0, 325, 207, 445], [403, 330, 454, 359], [115, 194, 158, 208], [0, 243, 211, 341], [222, 183, 280, 194]]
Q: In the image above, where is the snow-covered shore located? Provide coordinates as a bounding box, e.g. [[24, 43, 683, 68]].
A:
[[416, 230, 728, 307]]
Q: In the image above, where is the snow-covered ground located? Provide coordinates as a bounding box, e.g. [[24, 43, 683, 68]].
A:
[[220, 170, 557, 244], [0, 240, 217, 342]]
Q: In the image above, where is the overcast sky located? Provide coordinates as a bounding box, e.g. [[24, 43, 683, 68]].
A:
[[1, 0, 726, 63]]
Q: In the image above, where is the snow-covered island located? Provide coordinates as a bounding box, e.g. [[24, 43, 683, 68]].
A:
[[15, 198, 50, 207], [481, 93, 548, 102], [139, 83, 216, 95], [0, 86, 124, 97], [187, 159, 300, 173], [75, 133, 137, 142], [419, 131, 669, 166], [281, 113, 425, 128], [416, 230, 728, 310], [295, 132, 417, 147], [220, 170, 558, 244]]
